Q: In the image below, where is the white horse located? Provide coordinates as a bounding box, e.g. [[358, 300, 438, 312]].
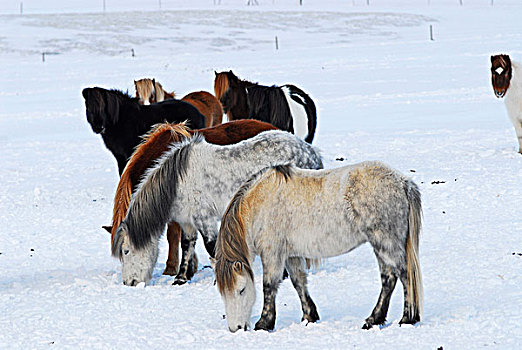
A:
[[491, 54, 522, 153], [215, 162, 423, 332]]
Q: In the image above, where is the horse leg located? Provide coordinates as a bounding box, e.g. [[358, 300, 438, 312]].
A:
[[285, 257, 319, 324], [173, 224, 197, 285], [512, 121, 522, 153], [254, 253, 285, 331], [194, 217, 218, 258], [163, 223, 181, 276], [362, 252, 398, 329], [398, 269, 421, 325]]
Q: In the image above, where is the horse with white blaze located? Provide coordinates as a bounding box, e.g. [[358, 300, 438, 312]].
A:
[[215, 162, 423, 332], [491, 54, 522, 153]]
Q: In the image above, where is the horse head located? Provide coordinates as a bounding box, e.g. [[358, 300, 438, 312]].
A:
[[491, 54, 512, 98], [112, 222, 159, 286], [215, 259, 255, 332], [215, 188, 256, 332], [134, 78, 156, 105], [82, 87, 120, 134]]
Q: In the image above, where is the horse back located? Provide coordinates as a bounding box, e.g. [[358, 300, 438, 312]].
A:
[[199, 120, 277, 145], [147, 99, 206, 129]]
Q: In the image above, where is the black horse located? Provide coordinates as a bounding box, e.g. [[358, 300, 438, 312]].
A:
[[82, 87, 206, 175], [214, 70, 317, 143]]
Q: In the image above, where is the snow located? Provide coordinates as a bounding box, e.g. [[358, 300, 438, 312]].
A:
[[1, 0, 522, 348]]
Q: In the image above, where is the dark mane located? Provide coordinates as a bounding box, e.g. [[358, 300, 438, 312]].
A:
[[119, 134, 206, 253]]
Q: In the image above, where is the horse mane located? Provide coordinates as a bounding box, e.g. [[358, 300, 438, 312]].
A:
[[214, 70, 257, 100], [215, 164, 293, 293], [214, 72, 230, 101], [110, 122, 192, 244], [112, 133, 205, 257], [135, 78, 176, 104]]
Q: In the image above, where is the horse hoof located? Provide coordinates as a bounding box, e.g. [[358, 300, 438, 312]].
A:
[[362, 322, 373, 330], [254, 319, 274, 332], [172, 278, 187, 285], [163, 266, 178, 276], [302, 314, 319, 324], [399, 315, 420, 326]]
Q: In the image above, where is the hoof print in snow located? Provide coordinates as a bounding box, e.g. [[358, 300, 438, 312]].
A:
[[335, 157, 344, 161], [431, 180, 446, 185], [512, 252, 522, 256], [410, 169, 416, 172]]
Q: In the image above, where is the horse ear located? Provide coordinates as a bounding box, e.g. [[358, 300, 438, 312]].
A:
[[103, 91, 120, 123], [233, 261, 242, 273], [491, 55, 495, 63], [102, 225, 112, 233], [82, 88, 88, 99], [214, 71, 218, 76]]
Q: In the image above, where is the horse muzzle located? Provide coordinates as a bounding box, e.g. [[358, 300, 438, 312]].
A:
[[123, 279, 138, 287], [495, 89, 506, 98], [229, 324, 248, 333], [93, 126, 106, 134]]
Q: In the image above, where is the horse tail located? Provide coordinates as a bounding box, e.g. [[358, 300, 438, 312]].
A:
[[405, 180, 423, 321]]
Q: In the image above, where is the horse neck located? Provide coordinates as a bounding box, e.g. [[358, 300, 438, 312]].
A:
[[125, 139, 196, 249], [506, 62, 522, 100]]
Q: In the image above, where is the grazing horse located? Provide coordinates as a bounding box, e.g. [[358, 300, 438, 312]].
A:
[[82, 87, 206, 175], [111, 131, 322, 286], [134, 78, 175, 105], [214, 70, 317, 143], [491, 54, 522, 153], [135, 78, 223, 128], [215, 163, 423, 332], [104, 120, 278, 277]]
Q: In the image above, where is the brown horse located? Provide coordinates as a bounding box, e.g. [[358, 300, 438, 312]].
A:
[[135, 78, 223, 128], [105, 120, 278, 277]]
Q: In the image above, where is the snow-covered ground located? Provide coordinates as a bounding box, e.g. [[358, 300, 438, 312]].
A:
[[1, 0, 522, 348]]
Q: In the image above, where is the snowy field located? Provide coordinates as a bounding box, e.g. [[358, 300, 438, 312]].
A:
[[1, 0, 522, 348]]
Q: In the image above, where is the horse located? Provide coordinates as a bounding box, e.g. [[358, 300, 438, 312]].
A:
[[491, 54, 522, 153], [82, 87, 206, 175], [214, 70, 317, 143], [103, 120, 278, 277], [134, 78, 223, 128], [215, 162, 423, 332], [111, 131, 322, 286], [134, 78, 175, 105]]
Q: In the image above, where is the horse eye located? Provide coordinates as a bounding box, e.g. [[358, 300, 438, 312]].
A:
[[123, 249, 130, 255], [239, 288, 245, 296]]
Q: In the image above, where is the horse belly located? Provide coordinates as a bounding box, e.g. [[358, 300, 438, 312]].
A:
[[289, 226, 366, 259], [281, 87, 308, 139]]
